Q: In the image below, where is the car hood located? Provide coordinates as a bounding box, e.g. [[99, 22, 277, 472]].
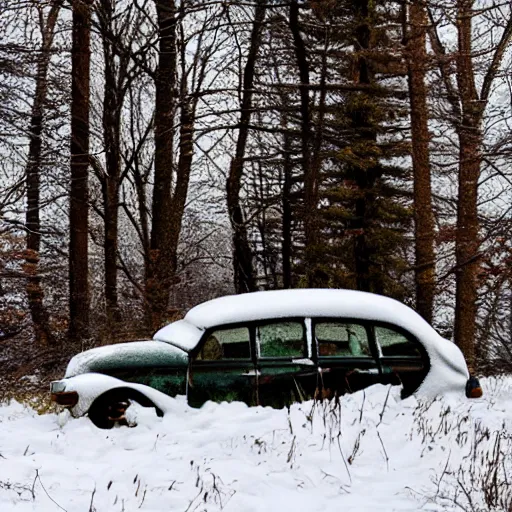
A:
[[65, 340, 188, 378]]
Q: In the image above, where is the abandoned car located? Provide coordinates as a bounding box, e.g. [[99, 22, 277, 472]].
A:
[[51, 289, 482, 428]]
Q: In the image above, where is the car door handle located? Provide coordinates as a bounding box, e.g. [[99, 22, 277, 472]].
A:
[[352, 368, 379, 375], [291, 358, 315, 366]]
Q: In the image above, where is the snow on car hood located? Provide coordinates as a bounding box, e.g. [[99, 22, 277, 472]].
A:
[[65, 340, 188, 378]]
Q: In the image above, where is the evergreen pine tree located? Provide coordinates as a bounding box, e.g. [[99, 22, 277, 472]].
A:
[[309, 0, 412, 298]]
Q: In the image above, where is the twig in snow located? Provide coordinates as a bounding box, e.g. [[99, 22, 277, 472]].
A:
[[31, 472, 37, 500], [287, 408, 294, 435], [377, 386, 392, 428], [359, 390, 365, 423], [0, 480, 33, 498], [377, 430, 389, 472], [435, 452, 451, 500], [348, 429, 366, 465], [336, 433, 352, 484], [210, 472, 222, 508], [33, 469, 68, 512], [457, 477, 475, 511], [321, 469, 340, 482], [184, 487, 203, 512], [287, 435, 296, 465], [138, 487, 147, 509], [88, 487, 96, 512], [321, 470, 350, 493]]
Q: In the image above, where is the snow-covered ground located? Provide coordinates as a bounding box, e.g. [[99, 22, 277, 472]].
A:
[[1, 378, 511, 512]]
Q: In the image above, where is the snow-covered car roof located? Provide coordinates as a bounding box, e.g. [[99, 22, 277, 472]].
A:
[[153, 289, 435, 352]]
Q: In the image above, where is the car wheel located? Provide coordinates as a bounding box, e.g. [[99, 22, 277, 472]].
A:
[[88, 388, 163, 429]]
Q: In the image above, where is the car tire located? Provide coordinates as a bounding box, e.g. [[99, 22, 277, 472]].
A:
[[88, 388, 163, 429]]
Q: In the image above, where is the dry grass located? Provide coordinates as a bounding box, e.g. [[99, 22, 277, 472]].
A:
[[0, 388, 59, 415]]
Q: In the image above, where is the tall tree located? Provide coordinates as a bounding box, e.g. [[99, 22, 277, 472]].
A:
[[242, 0, 411, 294], [226, 0, 266, 293], [453, 0, 482, 369], [312, 0, 411, 296], [454, 2, 512, 368], [288, 0, 319, 287], [146, 0, 178, 329], [404, 0, 435, 323], [25, 0, 62, 345], [99, 0, 123, 325], [69, 0, 92, 340], [145, 0, 207, 327], [93, 0, 149, 326], [430, 2, 512, 367]]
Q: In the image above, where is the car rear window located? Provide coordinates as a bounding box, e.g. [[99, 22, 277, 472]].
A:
[[257, 321, 305, 358], [375, 326, 422, 357], [315, 322, 371, 357]]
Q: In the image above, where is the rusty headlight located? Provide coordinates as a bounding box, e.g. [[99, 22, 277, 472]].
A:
[[50, 381, 79, 407]]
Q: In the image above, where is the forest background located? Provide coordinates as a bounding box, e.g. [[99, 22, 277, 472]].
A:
[[1, 0, 511, 383]]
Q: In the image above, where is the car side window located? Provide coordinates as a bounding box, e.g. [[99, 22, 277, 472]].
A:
[[196, 327, 251, 360], [257, 321, 305, 358], [315, 322, 371, 357], [375, 326, 421, 357]]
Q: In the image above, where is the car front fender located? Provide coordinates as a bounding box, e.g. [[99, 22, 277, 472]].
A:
[[51, 373, 180, 418]]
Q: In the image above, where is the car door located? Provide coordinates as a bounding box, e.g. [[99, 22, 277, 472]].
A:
[[187, 325, 257, 408], [255, 318, 317, 407], [312, 318, 381, 398]]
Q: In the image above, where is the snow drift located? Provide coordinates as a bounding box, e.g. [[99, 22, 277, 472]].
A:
[[0, 377, 511, 511]]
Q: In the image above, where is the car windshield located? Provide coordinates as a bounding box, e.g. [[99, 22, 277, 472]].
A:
[[196, 327, 251, 360]]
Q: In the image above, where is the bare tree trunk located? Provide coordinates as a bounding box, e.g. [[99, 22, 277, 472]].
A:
[[453, 0, 483, 369], [226, 0, 266, 294], [99, 0, 122, 325], [69, 0, 92, 340], [282, 129, 293, 289], [168, 97, 194, 272], [406, 0, 435, 323], [352, 0, 374, 293], [146, 0, 178, 329], [454, 128, 481, 369], [428, 2, 512, 368], [25, 1, 61, 346], [104, 171, 120, 322], [289, 0, 318, 287]]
